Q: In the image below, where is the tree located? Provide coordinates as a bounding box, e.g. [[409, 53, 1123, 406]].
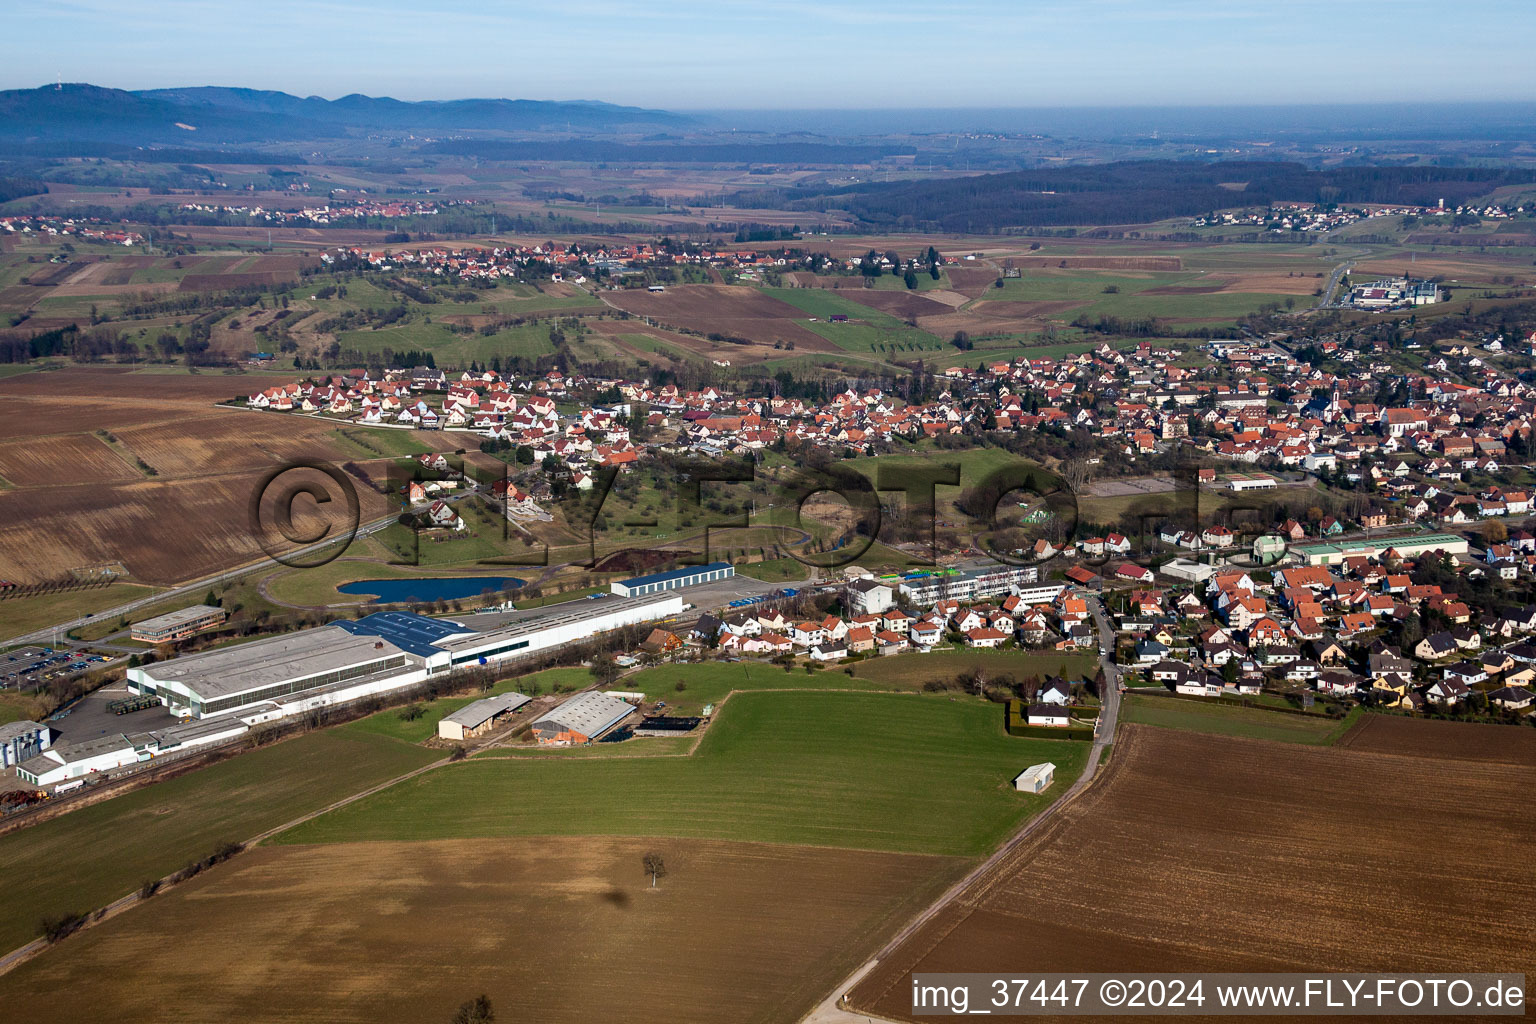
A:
[[1484, 520, 1508, 544], [589, 653, 620, 687], [643, 852, 667, 888], [450, 995, 495, 1024]]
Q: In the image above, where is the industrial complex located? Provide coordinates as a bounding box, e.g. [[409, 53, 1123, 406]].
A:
[[125, 594, 684, 723]]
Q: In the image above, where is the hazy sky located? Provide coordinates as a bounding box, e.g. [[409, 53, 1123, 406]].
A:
[[8, 0, 1533, 108]]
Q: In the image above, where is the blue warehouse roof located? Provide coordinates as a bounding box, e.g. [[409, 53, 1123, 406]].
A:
[[616, 561, 733, 589], [334, 611, 474, 658]]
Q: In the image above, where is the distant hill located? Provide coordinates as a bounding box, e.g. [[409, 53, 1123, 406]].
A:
[[0, 84, 688, 147]]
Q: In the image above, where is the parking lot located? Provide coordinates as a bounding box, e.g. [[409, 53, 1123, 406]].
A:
[[47, 683, 179, 743], [0, 645, 111, 691]]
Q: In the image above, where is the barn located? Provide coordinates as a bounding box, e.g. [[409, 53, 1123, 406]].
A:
[[438, 692, 532, 741], [531, 691, 634, 745]]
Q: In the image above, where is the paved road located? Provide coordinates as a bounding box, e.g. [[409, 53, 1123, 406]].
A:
[[801, 594, 1122, 1024], [1316, 258, 1355, 309]]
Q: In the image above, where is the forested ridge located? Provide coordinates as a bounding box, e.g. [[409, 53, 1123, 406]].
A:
[[723, 161, 1536, 231]]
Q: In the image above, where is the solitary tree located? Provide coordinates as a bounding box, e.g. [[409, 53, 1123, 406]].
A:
[[643, 852, 667, 888], [450, 995, 495, 1024]]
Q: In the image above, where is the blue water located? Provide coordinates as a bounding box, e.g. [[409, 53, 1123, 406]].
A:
[[338, 576, 525, 604]]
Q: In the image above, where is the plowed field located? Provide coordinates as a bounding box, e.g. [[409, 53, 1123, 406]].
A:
[[851, 724, 1536, 1022]]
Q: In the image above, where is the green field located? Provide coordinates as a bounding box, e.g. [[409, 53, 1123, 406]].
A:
[[276, 690, 1087, 857], [762, 286, 945, 354], [1121, 693, 1361, 745], [605, 660, 906, 716], [851, 649, 1098, 689], [327, 427, 435, 460], [0, 582, 164, 641], [975, 269, 1295, 323], [0, 729, 438, 951]]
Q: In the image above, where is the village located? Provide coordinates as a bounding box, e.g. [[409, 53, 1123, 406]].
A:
[[223, 312, 1536, 725]]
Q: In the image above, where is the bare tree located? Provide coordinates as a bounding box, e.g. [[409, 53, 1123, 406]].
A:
[[450, 995, 494, 1024], [1061, 459, 1091, 495], [643, 852, 667, 888]]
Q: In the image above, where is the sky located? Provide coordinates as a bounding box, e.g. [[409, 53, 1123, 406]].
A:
[[7, 0, 1534, 109]]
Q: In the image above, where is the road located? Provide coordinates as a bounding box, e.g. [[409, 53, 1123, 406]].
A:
[[1316, 258, 1354, 309], [800, 593, 1121, 1024]]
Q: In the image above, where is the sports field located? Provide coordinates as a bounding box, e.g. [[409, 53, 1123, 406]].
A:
[[277, 690, 1088, 857]]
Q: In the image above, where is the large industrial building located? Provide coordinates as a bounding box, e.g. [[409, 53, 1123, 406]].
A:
[[1290, 533, 1469, 567], [897, 565, 1061, 606], [610, 561, 733, 597], [126, 594, 683, 723]]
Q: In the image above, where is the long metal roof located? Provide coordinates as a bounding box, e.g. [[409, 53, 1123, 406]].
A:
[[333, 610, 474, 657]]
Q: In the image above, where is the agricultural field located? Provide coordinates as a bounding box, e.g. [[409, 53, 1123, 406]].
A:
[[0, 432, 139, 486], [276, 690, 1089, 857], [850, 724, 1536, 1021], [850, 649, 1097, 690], [1336, 713, 1536, 765], [0, 836, 962, 1024], [0, 727, 439, 953], [0, 367, 420, 585], [974, 266, 1310, 325], [761, 286, 947, 354], [1120, 692, 1359, 745], [602, 283, 836, 352]]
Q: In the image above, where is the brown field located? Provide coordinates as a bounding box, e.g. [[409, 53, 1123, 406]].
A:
[[943, 266, 1004, 298], [1336, 713, 1536, 765], [0, 836, 962, 1024], [0, 368, 398, 583], [179, 272, 285, 290], [0, 467, 393, 583], [834, 289, 956, 320], [603, 283, 837, 351], [110, 412, 358, 477], [0, 433, 138, 486], [851, 725, 1535, 1022]]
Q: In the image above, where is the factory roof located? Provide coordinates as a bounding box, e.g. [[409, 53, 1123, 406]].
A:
[[433, 593, 681, 656], [137, 626, 413, 701], [615, 561, 732, 590], [333, 610, 475, 657]]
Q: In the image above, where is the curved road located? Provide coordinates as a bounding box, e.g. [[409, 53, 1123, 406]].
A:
[[800, 593, 1121, 1023]]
